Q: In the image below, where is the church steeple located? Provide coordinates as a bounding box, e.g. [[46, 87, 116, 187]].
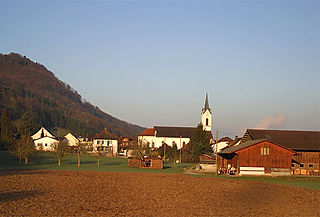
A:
[[201, 93, 212, 131], [204, 93, 210, 110], [202, 93, 212, 114]]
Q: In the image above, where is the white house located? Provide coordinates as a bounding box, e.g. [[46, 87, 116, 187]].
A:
[[138, 94, 214, 149], [64, 132, 79, 147], [32, 127, 58, 151], [213, 137, 233, 153], [92, 138, 118, 156]]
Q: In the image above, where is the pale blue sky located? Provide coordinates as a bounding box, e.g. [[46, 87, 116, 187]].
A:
[[0, 1, 319, 137]]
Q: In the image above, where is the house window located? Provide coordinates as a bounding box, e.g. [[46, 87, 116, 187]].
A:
[[261, 148, 263, 155], [107, 141, 110, 146], [97, 141, 100, 144], [45, 143, 47, 147], [291, 163, 295, 167], [308, 164, 314, 168], [101, 141, 104, 144], [206, 118, 209, 126], [300, 164, 304, 168]]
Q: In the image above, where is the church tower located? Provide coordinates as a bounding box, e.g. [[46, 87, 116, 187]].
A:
[[201, 93, 212, 131]]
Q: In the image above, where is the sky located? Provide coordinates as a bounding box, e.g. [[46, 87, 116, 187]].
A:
[[0, 0, 319, 138]]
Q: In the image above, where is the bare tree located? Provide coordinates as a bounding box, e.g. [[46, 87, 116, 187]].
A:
[[96, 143, 104, 167], [76, 142, 89, 168], [52, 139, 68, 166]]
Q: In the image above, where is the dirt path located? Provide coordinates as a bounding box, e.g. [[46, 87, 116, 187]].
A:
[[0, 170, 319, 216]]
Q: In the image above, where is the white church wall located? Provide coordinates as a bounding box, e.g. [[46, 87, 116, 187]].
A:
[[138, 135, 190, 149]]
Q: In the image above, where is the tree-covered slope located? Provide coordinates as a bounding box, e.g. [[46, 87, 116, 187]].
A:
[[0, 53, 144, 137]]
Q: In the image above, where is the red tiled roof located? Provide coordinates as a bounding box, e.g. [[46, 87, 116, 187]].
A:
[[139, 128, 156, 136]]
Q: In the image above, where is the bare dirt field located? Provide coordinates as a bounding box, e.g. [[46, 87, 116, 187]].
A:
[[0, 170, 319, 217]]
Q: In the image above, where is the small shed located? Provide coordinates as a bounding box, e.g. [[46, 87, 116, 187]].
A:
[[128, 156, 163, 169], [198, 154, 217, 172], [218, 139, 296, 175]]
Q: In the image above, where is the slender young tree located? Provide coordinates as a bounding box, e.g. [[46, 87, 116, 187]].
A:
[[11, 134, 35, 165], [76, 142, 88, 168], [52, 139, 68, 166], [96, 143, 104, 167]]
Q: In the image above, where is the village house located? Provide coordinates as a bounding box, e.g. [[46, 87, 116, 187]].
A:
[[64, 132, 79, 147], [92, 129, 118, 156], [138, 94, 214, 150], [32, 127, 58, 151], [118, 137, 135, 156], [214, 137, 233, 153]]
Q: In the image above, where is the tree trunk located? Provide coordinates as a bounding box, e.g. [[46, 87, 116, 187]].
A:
[[77, 152, 80, 168], [24, 157, 28, 165], [97, 158, 100, 167], [58, 158, 61, 166]]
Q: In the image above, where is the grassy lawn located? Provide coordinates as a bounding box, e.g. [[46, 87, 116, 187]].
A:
[[188, 172, 320, 190], [0, 151, 193, 174], [1, 151, 319, 190]]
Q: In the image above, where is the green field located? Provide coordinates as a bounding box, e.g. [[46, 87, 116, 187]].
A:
[[0, 151, 193, 174], [1, 151, 319, 190]]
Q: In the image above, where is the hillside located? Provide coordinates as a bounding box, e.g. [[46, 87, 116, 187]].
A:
[[0, 53, 144, 137]]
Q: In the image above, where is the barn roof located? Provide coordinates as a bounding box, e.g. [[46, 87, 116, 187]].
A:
[[220, 139, 295, 154], [243, 129, 320, 151]]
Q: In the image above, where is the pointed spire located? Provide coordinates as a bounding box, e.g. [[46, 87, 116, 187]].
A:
[[204, 93, 210, 110]]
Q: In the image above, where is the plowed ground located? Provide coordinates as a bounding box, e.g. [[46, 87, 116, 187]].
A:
[[0, 170, 319, 216]]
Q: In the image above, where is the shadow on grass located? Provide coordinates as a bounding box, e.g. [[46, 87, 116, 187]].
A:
[[0, 190, 43, 202]]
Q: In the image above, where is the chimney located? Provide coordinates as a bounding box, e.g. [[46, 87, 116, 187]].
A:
[[235, 136, 238, 140]]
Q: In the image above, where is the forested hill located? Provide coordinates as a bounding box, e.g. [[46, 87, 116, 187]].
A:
[[0, 53, 144, 137]]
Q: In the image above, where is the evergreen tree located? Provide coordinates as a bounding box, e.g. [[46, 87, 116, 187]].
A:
[[0, 107, 14, 149], [18, 111, 40, 135], [190, 123, 212, 159]]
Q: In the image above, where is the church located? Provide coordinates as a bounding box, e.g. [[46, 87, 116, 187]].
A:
[[138, 94, 214, 149]]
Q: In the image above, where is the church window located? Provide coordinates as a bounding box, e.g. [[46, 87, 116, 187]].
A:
[[206, 118, 208, 126]]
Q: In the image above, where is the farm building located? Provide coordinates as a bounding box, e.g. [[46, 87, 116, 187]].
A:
[[198, 154, 217, 172], [219, 139, 296, 175], [128, 156, 163, 169], [242, 129, 320, 175]]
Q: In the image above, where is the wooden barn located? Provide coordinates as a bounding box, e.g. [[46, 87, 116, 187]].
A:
[[218, 139, 296, 175], [242, 129, 320, 175], [128, 156, 163, 169]]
